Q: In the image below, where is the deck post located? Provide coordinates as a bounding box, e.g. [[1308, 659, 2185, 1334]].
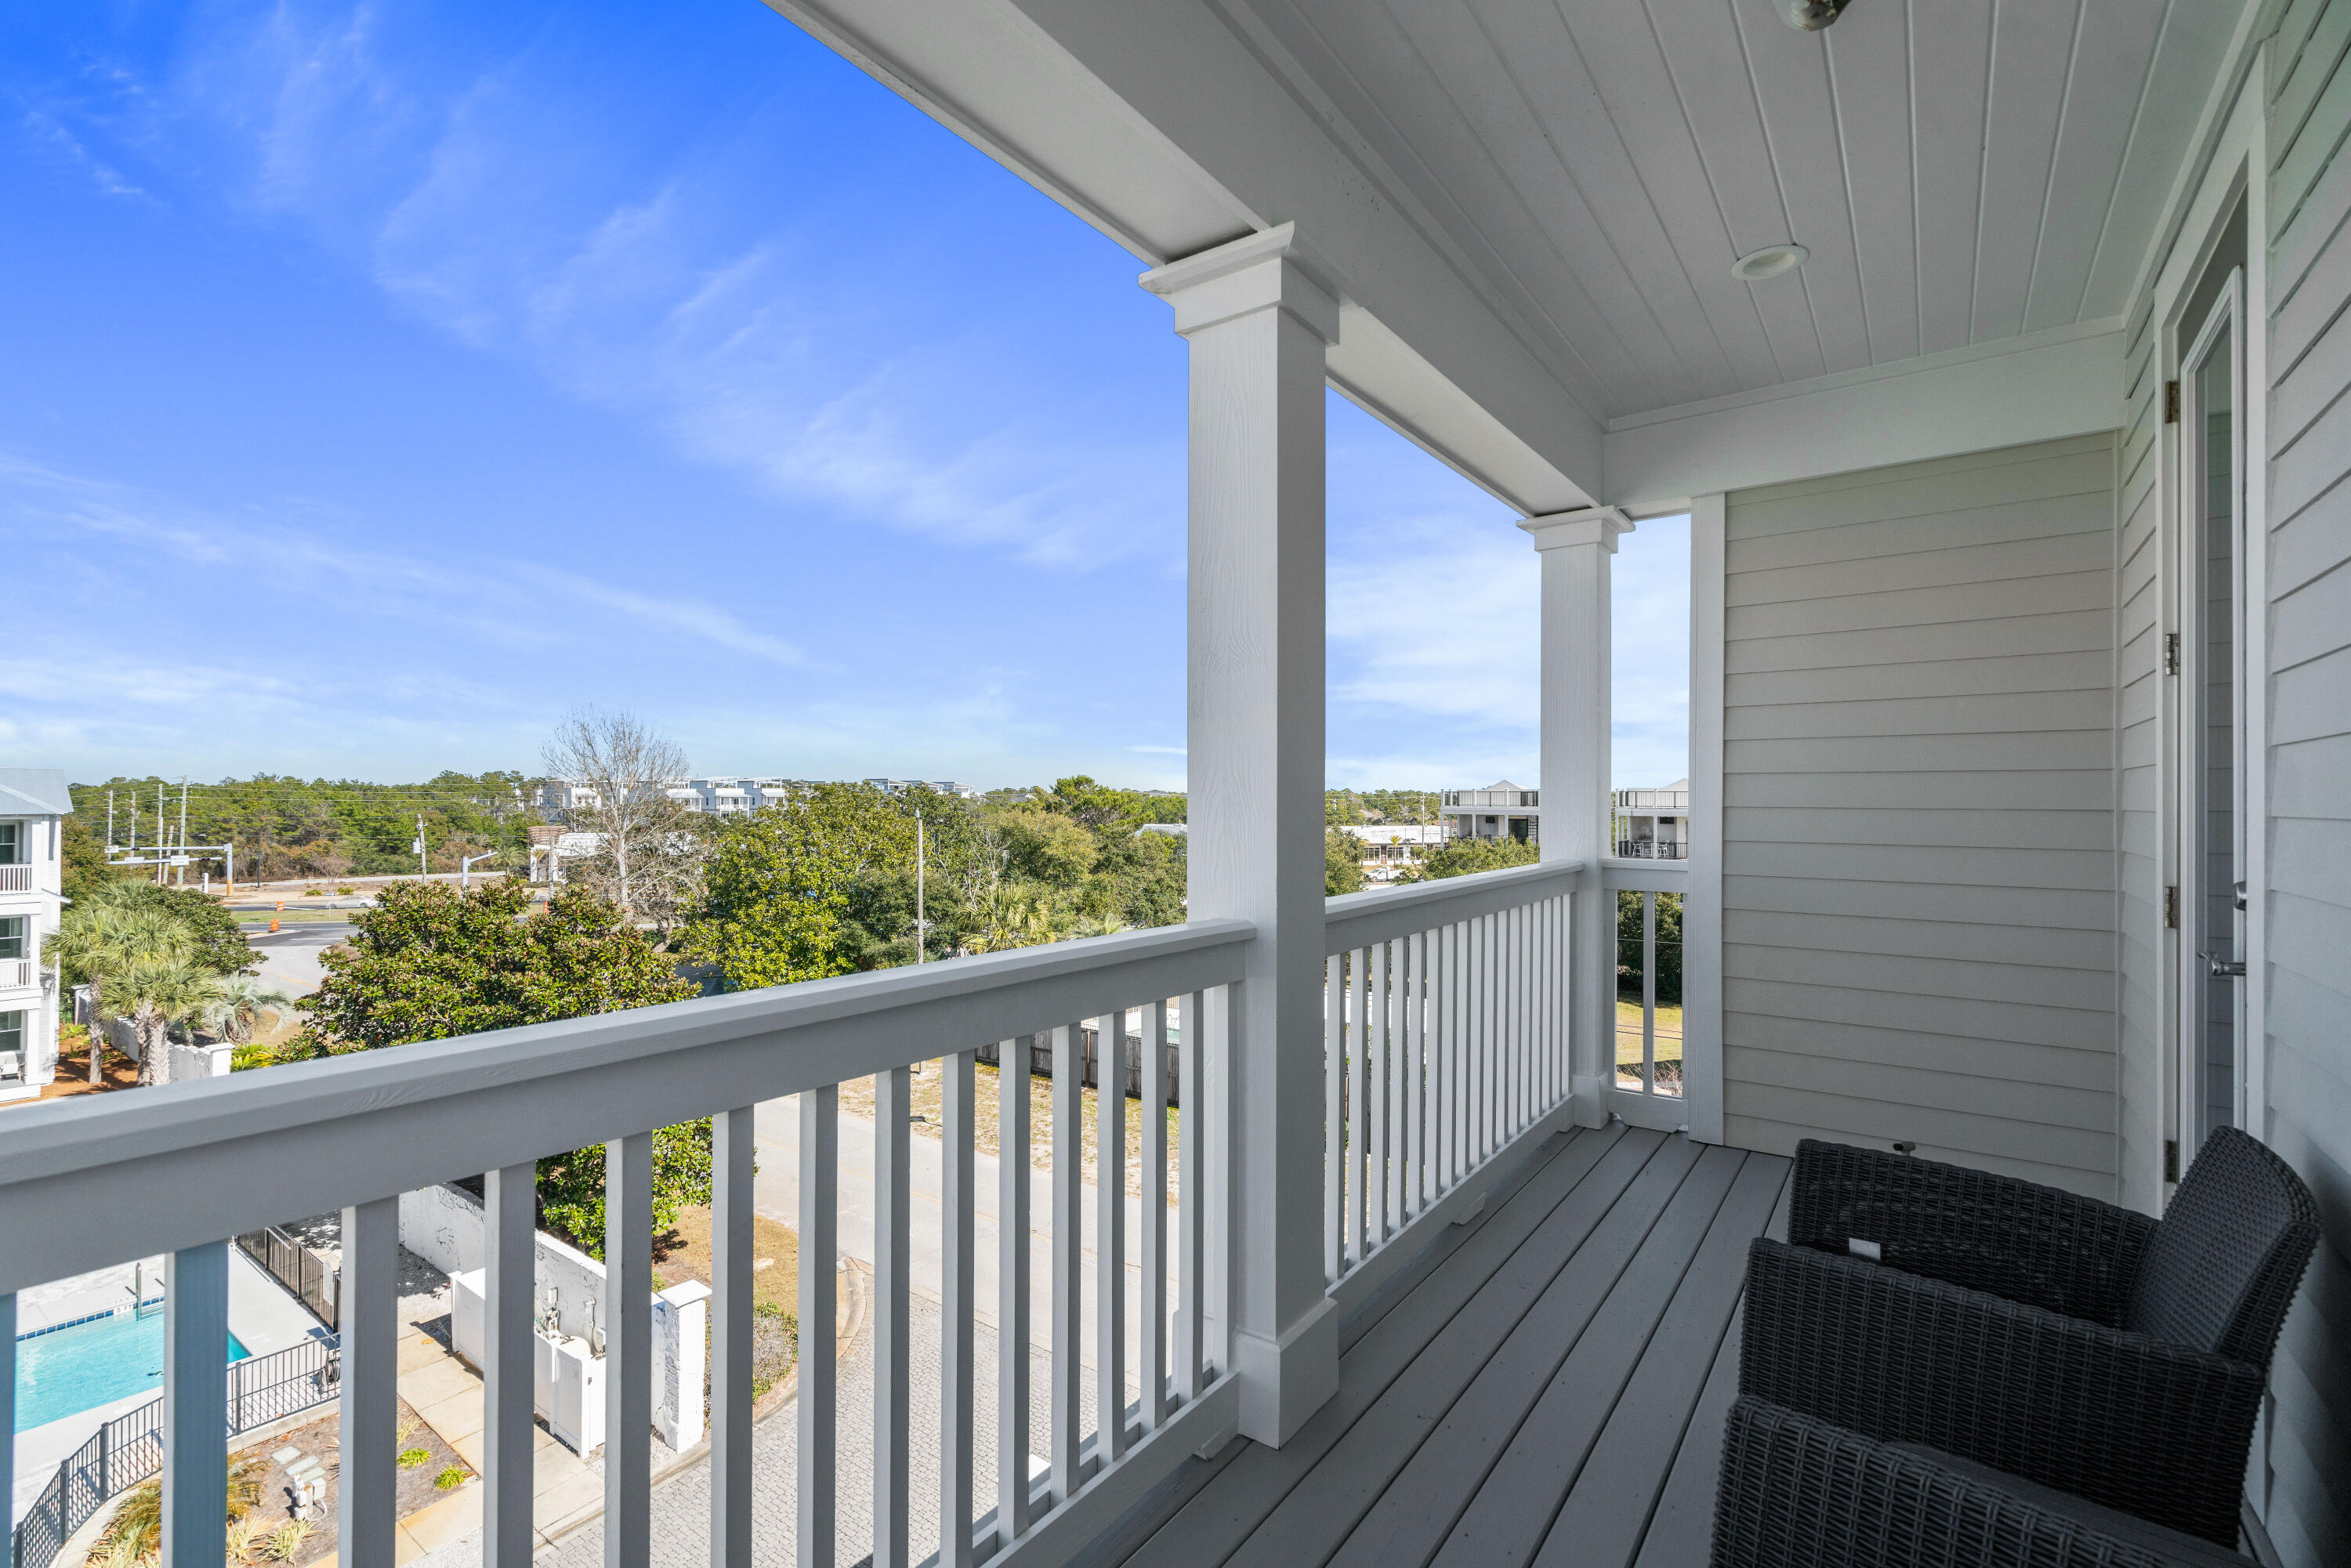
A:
[[1521, 509, 1631, 1128], [1143, 223, 1340, 1446]]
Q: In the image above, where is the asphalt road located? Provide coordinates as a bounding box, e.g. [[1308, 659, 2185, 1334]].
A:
[[240, 922, 353, 995]]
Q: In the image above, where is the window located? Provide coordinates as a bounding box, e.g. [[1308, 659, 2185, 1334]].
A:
[[0, 917, 24, 960], [0, 823, 18, 864], [0, 1010, 22, 1059]]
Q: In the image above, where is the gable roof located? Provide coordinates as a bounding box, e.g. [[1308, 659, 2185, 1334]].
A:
[[0, 770, 74, 816]]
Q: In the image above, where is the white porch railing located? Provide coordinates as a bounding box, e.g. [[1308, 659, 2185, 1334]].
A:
[[0, 918, 1251, 1568], [0, 865, 32, 893], [0, 958, 32, 990], [1320, 859, 1585, 1313], [1602, 859, 1690, 1134]]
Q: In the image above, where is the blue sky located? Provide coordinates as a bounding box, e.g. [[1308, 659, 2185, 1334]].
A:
[[0, 0, 1688, 793]]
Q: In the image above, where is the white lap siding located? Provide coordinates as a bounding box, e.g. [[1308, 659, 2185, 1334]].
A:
[[1719, 434, 2120, 1197]]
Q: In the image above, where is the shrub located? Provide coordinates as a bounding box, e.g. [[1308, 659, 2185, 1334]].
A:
[[397, 1447, 429, 1468], [433, 1466, 467, 1490]]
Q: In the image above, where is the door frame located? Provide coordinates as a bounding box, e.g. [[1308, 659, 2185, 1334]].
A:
[[2172, 270, 2249, 1160]]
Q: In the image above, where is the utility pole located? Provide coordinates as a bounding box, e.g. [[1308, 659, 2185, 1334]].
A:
[[177, 777, 190, 889], [914, 810, 926, 965], [107, 791, 115, 849], [156, 782, 166, 885], [415, 813, 428, 878], [462, 849, 498, 890]]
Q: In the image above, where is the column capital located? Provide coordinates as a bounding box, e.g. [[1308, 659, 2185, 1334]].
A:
[[1519, 505, 1634, 554], [1139, 223, 1342, 343]]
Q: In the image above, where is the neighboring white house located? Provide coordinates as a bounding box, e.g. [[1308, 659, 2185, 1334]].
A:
[[535, 779, 603, 821], [1335, 822, 1446, 882], [525, 825, 605, 885], [664, 776, 801, 815], [1613, 780, 1690, 860], [864, 777, 981, 800], [0, 769, 71, 1103], [1440, 781, 1541, 845]]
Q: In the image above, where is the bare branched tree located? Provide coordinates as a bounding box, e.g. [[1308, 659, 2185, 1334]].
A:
[[542, 708, 695, 922]]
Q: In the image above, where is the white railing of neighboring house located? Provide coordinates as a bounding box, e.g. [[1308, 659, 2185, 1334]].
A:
[[0, 958, 31, 989], [1319, 859, 1585, 1313], [0, 866, 32, 893], [0, 918, 1252, 1568]]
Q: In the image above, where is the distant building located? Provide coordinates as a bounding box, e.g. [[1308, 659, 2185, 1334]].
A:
[[536, 780, 603, 821], [527, 825, 604, 884], [1337, 822, 1447, 883], [1613, 781, 1690, 859], [1440, 781, 1541, 844], [0, 770, 71, 1102], [864, 778, 982, 800], [666, 777, 803, 815]]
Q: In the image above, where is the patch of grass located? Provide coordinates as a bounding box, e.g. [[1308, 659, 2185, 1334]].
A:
[[658, 1204, 798, 1317], [397, 1447, 430, 1468], [835, 1059, 1182, 1200], [433, 1466, 467, 1491], [266, 1522, 312, 1563]]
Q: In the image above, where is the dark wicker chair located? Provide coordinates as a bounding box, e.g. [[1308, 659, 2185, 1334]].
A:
[[1712, 1396, 2253, 1568], [1738, 1129, 2319, 1547]]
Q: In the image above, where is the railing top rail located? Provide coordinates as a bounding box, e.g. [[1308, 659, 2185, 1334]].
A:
[[1324, 857, 1585, 954], [1599, 858, 1693, 893], [0, 917, 1251, 1294]]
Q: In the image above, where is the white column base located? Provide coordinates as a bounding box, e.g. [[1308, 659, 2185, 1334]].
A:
[[1230, 1293, 1339, 1447]]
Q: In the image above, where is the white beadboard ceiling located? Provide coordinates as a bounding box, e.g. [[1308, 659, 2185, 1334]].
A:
[[1234, 0, 2244, 421]]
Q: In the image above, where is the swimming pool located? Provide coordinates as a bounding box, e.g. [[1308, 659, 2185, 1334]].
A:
[[14, 1312, 252, 1432]]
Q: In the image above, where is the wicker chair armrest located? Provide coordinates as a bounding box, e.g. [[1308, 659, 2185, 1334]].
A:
[[1712, 1397, 2251, 1568], [1788, 1139, 2157, 1324], [1739, 1239, 2262, 1548]]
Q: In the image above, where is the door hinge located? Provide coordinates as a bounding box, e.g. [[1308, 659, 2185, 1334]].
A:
[[2164, 1139, 2180, 1182], [2163, 632, 2180, 675], [2164, 885, 2180, 929], [2164, 379, 2180, 423]]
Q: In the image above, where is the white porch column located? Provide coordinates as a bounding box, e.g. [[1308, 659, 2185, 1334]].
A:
[[1143, 223, 1339, 1447], [1520, 508, 1632, 1128]]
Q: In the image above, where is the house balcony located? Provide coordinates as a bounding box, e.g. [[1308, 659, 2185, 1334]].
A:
[[0, 866, 34, 894]]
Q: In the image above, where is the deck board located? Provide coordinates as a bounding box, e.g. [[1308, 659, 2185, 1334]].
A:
[[1115, 1131, 1790, 1568]]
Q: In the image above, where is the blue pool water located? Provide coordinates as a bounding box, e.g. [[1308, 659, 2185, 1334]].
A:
[[14, 1313, 252, 1432]]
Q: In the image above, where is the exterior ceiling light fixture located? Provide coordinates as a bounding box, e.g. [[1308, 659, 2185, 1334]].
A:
[[1731, 244, 1809, 281], [1778, 0, 1851, 28]]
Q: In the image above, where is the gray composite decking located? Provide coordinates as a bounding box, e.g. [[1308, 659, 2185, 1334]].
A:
[[1115, 1124, 1790, 1568]]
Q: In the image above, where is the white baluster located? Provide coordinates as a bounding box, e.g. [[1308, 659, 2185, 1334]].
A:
[[997, 1038, 1032, 1548], [799, 1092, 839, 1568], [1139, 1000, 1169, 1429], [1370, 940, 1390, 1246], [941, 1052, 976, 1568], [875, 1067, 911, 1568], [1324, 953, 1342, 1286], [1177, 996, 1205, 1400], [606, 1134, 653, 1568], [1050, 1023, 1082, 1505], [1095, 1012, 1127, 1464], [711, 1110, 754, 1568], [486, 1164, 537, 1568]]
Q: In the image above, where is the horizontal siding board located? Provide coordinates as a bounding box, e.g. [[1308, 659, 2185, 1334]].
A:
[[2271, 730, 2351, 815], [1723, 973, 2114, 1053], [2274, 295, 2351, 447], [1723, 872, 2116, 930], [1723, 1045, 2116, 1132], [2273, 482, 2351, 597], [1726, 450, 2113, 537], [1729, 653, 2116, 709], [1721, 1081, 2114, 1176], [1726, 1012, 2117, 1092], [2273, 645, 2351, 745], [1725, 491, 2113, 575], [1726, 609, 2114, 673], [1727, 528, 2114, 609], [1729, 730, 2116, 773], [1725, 570, 2112, 640], [2271, 205, 2351, 374], [1723, 767, 2116, 811], [1722, 804, 2115, 853], [1722, 1110, 2114, 1197], [2269, 373, 2351, 523], [1724, 690, 2112, 741], [2273, 47, 2351, 237], [1722, 841, 2114, 891], [1723, 907, 2115, 973], [2272, 558, 2351, 671], [1722, 941, 2116, 1014]]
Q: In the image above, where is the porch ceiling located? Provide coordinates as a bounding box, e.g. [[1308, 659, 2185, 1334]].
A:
[[1239, 0, 2242, 421]]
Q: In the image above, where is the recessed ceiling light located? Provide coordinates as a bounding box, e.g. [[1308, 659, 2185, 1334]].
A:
[[1777, 0, 1851, 28], [1731, 244, 1808, 281]]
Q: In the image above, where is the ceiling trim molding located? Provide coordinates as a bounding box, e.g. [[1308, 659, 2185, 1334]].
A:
[[1603, 322, 2126, 510]]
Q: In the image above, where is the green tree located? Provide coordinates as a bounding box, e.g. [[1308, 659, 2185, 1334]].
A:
[[1399, 834, 1540, 882], [292, 881, 700, 1252], [78, 882, 256, 976], [1617, 889, 1683, 1005], [194, 975, 300, 1045], [1325, 828, 1367, 896], [687, 784, 914, 990], [60, 812, 136, 903]]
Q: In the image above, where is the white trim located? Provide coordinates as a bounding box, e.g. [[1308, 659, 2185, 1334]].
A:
[[1685, 494, 1727, 1147], [1603, 323, 2125, 510], [1607, 1088, 1689, 1135]]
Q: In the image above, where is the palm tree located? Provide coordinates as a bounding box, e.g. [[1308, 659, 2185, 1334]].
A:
[[46, 906, 212, 1086], [194, 974, 298, 1045], [97, 953, 226, 1085]]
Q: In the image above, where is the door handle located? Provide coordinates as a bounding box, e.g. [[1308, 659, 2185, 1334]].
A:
[[2201, 951, 2247, 978]]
